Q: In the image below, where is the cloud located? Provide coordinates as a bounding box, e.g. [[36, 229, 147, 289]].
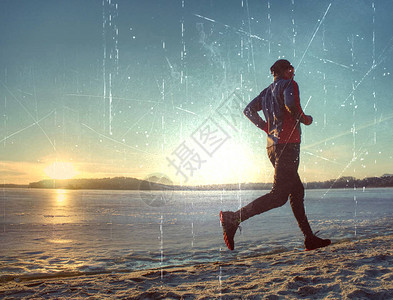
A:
[[0, 161, 43, 184]]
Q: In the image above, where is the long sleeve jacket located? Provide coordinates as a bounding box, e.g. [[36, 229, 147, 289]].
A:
[[244, 78, 312, 147]]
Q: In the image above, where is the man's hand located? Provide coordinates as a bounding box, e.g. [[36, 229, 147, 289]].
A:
[[304, 115, 313, 125]]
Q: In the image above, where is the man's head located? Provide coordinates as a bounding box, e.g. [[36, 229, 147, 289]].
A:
[[270, 59, 294, 79]]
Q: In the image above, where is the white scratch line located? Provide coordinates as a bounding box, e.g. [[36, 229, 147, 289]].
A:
[[310, 55, 355, 71], [341, 37, 393, 106], [0, 110, 55, 143], [304, 113, 393, 149], [296, 3, 332, 70], [166, 57, 174, 70], [322, 148, 367, 198], [82, 123, 155, 155], [194, 13, 269, 43], [121, 105, 158, 138], [65, 93, 161, 104], [194, 13, 216, 23], [303, 95, 313, 111], [175, 106, 196, 115], [245, 0, 258, 89], [304, 151, 343, 165], [341, 64, 376, 105], [0, 80, 56, 151]]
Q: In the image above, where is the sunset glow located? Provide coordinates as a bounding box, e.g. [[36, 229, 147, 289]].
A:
[[44, 162, 78, 180], [0, 1, 392, 186]]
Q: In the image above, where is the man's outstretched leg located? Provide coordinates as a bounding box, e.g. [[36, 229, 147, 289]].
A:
[[220, 195, 280, 250], [219, 189, 291, 251], [220, 145, 293, 251]]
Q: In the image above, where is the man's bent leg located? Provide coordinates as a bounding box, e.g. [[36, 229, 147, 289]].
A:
[[289, 174, 313, 238], [289, 164, 331, 250]]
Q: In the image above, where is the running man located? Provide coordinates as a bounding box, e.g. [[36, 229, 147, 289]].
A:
[[220, 59, 331, 251]]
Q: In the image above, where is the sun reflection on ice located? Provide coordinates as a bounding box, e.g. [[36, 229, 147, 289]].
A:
[[55, 189, 68, 205], [48, 238, 73, 244]]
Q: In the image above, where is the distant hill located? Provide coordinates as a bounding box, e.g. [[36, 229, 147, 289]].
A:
[[27, 175, 393, 190], [28, 177, 171, 190], [304, 175, 393, 189], [0, 184, 28, 188]]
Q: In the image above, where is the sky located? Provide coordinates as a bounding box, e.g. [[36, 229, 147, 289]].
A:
[[0, 0, 392, 186]]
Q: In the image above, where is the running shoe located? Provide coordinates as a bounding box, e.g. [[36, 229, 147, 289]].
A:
[[219, 211, 239, 251], [304, 235, 331, 251]]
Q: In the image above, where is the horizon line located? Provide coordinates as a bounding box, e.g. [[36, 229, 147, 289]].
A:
[[3, 173, 392, 187]]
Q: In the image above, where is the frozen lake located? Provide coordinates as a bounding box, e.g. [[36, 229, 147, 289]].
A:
[[1, 187, 392, 280]]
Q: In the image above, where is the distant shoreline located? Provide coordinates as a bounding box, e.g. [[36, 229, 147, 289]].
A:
[[2, 174, 392, 190], [0, 184, 29, 188]]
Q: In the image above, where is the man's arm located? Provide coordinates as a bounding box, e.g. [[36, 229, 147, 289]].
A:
[[284, 80, 313, 125], [243, 92, 268, 132]]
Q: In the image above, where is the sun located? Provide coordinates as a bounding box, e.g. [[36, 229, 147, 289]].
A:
[[44, 162, 78, 180]]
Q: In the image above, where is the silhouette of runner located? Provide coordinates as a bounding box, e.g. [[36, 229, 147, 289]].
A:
[[220, 59, 331, 251]]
